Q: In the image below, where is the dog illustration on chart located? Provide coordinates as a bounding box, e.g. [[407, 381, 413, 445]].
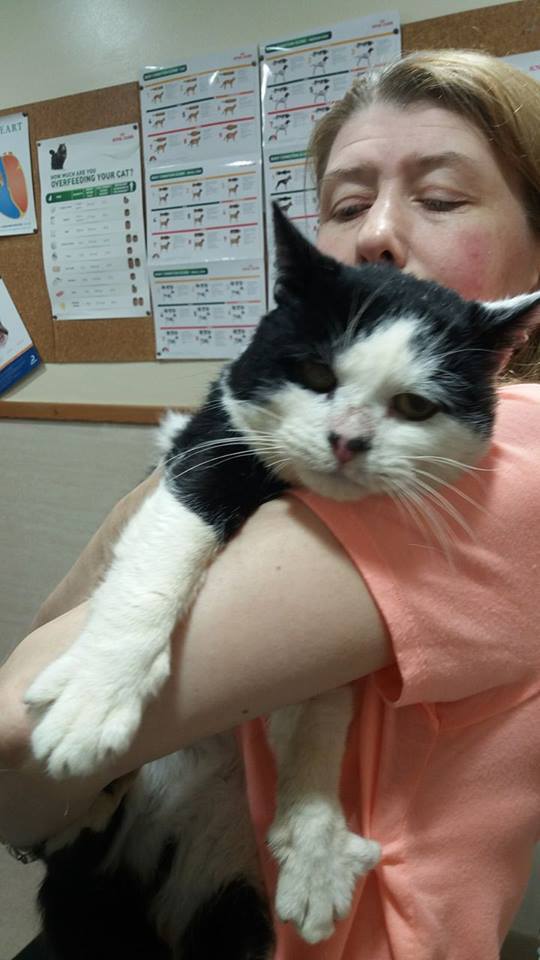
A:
[[223, 124, 238, 142], [354, 41, 374, 68], [310, 79, 330, 102], [268, 114, 290, 141], [272, 58, 288, 83], [220, 70, 236, 88], [270, 86, 290, 110], [274, 170, 292, 191], [310, 49, 329, 75]]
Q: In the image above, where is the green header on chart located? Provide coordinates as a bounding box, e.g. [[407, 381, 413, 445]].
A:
[[46, 182, 135, 202], [154, 268, 209, 277], [150, 168, 203, 182], [265, 32, 331, 53], [143, 65, 187, 81], [269, 151, 307, 163]]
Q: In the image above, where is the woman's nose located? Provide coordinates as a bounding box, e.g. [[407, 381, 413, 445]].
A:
[[354, 197, 407, 269]]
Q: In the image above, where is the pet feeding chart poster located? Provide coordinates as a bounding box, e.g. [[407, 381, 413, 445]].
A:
[[0, 278, 41, 395], [151, 259, 265, 359], [261, 12, 401, 304], [260, 12, 401, 150], [140, 48, 265, 359], [140, 49, 262, 165], [146, 156, 264, 264], [37, 125, 150, 320], [264, 147, 319, 300], [503, 50, 540, 78], [0, 113, 37, 236]]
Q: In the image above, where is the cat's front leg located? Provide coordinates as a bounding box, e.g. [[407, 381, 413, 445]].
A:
[[25, 481, 218, 779], [267, 687, 381, 944]]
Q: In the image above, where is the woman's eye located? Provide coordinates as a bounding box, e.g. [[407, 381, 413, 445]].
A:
[[420, 198, 467, 213], [331, 202, 368, 222], [390, 393, 440, 421], [296, 360, 337, 394]]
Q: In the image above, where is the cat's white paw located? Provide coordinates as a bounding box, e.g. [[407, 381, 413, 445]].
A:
[[24, 646, 170, 779], [268, 809, 380, 943]]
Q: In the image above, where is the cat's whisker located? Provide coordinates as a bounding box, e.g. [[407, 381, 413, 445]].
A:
[[409, 476, 477, 542], [264, 457, 294, 475], [408, 467, 490, 516], [385, 477, 440, 546], [389, 477, 457, 564], [403, 454, 493, 473], [167, 448, 281, 483], [161, 435, 282, 469]]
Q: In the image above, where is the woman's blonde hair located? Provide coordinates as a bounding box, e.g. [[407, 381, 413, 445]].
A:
[[308, 49, 540, 383]]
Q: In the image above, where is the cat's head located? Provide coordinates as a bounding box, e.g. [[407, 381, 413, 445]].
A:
[[225, 203, 540, 501]]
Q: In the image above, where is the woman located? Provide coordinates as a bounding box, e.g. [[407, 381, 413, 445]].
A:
[[1, 50, 540, 959]]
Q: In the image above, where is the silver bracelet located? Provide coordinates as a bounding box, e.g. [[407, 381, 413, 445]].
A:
[[0, 834, 39, 864]]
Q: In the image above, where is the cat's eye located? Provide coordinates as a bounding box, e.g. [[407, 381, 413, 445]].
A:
[[391, 393, 439, 421], [296, 359, 337, 394]]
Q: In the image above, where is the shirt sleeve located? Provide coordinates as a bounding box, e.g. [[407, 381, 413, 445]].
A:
[[290, 393, 540, 707]]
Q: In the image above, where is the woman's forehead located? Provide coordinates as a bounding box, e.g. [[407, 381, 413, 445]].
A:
[[324, 102, 498, 179]]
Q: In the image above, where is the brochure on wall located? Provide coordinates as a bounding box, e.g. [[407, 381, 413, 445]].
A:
[[0, 278, 41, 396], [260, 12, 401, 304], [37, 124, 150, 320], [147, 156, 264, 264], [503, 50, 540, 77], [150, 258, 265, 359], [0, 113, 37, 236], [140, 49, 262, 164]]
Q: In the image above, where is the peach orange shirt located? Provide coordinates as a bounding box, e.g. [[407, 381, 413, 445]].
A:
[[239, 384, 540, 960]]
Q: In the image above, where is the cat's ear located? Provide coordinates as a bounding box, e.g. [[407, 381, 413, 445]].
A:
[[272, 201, 337, 304], [471, 290, 540, 355]]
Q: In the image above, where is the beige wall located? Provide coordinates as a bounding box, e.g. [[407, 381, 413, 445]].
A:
[[0, 0, 521, 410]]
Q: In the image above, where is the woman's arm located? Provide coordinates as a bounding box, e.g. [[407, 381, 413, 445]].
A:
[[0, 496, 393, 847]]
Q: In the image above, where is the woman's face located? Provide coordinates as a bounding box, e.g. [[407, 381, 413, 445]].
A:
[[317, 102, 540, 301]]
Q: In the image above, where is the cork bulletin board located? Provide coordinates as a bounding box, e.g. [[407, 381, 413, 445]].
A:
[[0, 82, 152, 365], [0, 0, 539, 421]]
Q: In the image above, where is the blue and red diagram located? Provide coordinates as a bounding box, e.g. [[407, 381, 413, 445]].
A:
[[0, 153, 29, 219]]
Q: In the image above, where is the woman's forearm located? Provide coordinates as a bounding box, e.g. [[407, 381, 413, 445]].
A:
[[1, 606, 113, 847], [1, 496, 392, 846]]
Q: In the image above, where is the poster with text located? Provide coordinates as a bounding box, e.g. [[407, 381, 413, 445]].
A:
[[146, 156, 264, 265], [260, 12, 401, 150], [151, 258, 265, 359], [140, 48, 261, 165], [0, 279, 41, 395], [261, 12, 400, 305], [0, 113, 37, 236], [37, 124, 150, 320]]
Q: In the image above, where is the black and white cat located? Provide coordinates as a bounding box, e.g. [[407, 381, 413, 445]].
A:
[[26, 204, 539, 959]]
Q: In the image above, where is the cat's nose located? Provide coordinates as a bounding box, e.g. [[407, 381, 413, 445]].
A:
[[328, 432, 372, 464]]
